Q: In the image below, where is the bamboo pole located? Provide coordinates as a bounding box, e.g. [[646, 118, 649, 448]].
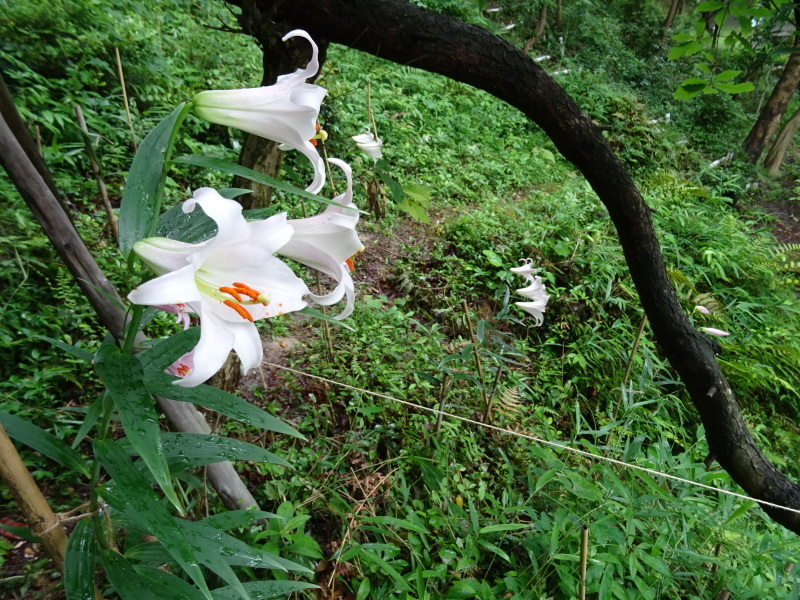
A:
[[0, 422, 69, 572], [114, 47, 137, 151]]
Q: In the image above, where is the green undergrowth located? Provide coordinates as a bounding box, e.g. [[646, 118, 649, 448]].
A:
[[3, 0, 800, 598]]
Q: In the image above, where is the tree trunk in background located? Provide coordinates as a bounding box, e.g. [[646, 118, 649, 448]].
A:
[[230, 0, 800, 535], [743, 14, 800, 162], [764, 105, 800, 175], [232, 0, 329, 210], [661, 0, 682, 44], [555, 0, 562, 29], [523, 4, 547, 53]]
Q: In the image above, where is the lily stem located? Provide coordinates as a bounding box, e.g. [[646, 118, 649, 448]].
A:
[[461, 300, 491, 422]]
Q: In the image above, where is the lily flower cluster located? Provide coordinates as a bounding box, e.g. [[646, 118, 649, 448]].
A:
[[511, 259, 549, 326], [128, 30, 361, 387]]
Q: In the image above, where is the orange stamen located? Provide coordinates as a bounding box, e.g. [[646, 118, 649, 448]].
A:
[[345, 257, 356, 272], [310, 138, 318, 147], [235, 287, 262, 302], [176, 363, 191, 377], [232, 282, 258, 292], [223, 300, 254, 321], [218, 286, 243, 302]]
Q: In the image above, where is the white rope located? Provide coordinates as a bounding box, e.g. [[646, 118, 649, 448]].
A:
[[264, 361, 800, 517]]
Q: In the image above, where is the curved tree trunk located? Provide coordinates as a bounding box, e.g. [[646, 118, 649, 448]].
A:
[[232, 0, 329, 210], [661, 0, 683, 45], [235, 0, 800, 533], [743, 13, 800, 162], [763, 105, 800, 175], [523, 4, 547, 53]]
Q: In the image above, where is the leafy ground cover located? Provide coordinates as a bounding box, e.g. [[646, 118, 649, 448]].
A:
[[2, 0, 800, 598]]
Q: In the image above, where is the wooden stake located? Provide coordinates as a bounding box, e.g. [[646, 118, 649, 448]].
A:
[[114, 47, 137, 151], [74, 105, 119, 242], [579, 524, 589, 600]]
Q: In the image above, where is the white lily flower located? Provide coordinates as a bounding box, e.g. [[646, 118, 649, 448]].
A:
[[192, 30, 327, 193], [128, 188, 310, 387], [352, 131, 383, 161], [701, 327, 730, 337], [511, 258, 549, 326], [280, 159, 362, 319]]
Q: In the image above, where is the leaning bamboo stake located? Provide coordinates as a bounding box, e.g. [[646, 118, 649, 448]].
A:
[[0, 111, 259, 512], [74, 105, 119, 242], [0, 422, 69, 572], [114, 47, 137, 151]]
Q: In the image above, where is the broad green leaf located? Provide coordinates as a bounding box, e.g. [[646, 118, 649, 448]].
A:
[[695, 1, 725, 10], [671, 33, 694, 43], [121, 432, 291, 470], [397, 197, 430, 222], [482, 249, 504, 267], [201, 510, 280, 531], [173, 155, 359, 211], [134, 566, 207, 600], [95, 344, 179, 511], [375, 160, 405, 203], [403, 183, 431, 207], [64, 519, 96, 600], [714, 81, 755, 94], [0, 523, 39, 542], [211, 581, 318, 600], [675, 78, 709, 99], [697, 62, 711, 74], [119, 103, 188, 257], [100, 548, 157, 600], [356, 578, 371, 600], [715, 69, 742, 82], [36, 336, 94, 363], [94, 439, 211, 598], [361, 516, 428, 534], [0, 412, 90, 477]]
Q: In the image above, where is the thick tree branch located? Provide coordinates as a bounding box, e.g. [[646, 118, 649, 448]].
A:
[[243, 0, 800, 532]]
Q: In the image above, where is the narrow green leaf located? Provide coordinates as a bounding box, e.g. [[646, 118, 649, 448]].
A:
[[137, 328, 200, 373], [95, 344, 179, 511], [211, 581, 318, 600], [119, 103, 188, 257], [375, 163, 405, 203], [173, 155, 360, 212], [146, 373, 302, 438], [64, 519, 96, 600], [176, 518, 312, 574], [0, 523, 39, 542], [94, 439, 211, 598], [298, 306, 356, 331], [0, 412, 90, 477], [476, 538, 511, 562], [71, 392, 109, 450], [121, 432, 291, 470], [361, 516, 428, 534], [478, 523, 530, 534], [726, 500, 757, 525], [201, 510, 280, 531], [35, 336, 94, 363], [360, 549, 411, 592], [100, 548, 157, 600], [134, 566, 207, 600]]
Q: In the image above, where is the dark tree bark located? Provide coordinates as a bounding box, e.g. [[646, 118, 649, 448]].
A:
[[743, 9, 800, 162], [232, 0, 800, 533], [233, 0, 329, 209], [661, 0, 683, 44]]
